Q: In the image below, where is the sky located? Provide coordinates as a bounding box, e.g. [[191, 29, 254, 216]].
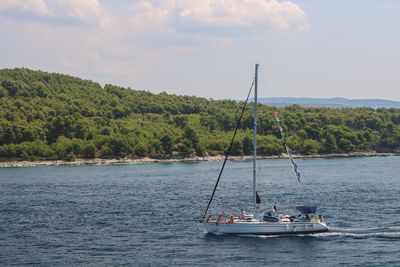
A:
[[1, 0, 399, 101]]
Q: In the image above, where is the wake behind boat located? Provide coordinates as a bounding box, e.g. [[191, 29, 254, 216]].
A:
[[199, 64, 329, 235]]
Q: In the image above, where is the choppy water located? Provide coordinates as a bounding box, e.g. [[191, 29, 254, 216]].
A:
[[0, 157, 399, 266]]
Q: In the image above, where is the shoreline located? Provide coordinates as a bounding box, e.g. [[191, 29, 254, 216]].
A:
[[0, 151, 396, 168]]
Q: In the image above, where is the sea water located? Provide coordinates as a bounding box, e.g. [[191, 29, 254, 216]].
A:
[[0, 157, 399, 266]]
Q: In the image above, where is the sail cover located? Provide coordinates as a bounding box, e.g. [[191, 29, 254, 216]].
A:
[[296, 206, 317, 214]]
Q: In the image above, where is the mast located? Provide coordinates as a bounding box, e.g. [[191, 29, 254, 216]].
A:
[[253, 63, 259, 216]]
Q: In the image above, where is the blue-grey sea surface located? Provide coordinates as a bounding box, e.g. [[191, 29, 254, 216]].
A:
[[0, 157, 399, 266]]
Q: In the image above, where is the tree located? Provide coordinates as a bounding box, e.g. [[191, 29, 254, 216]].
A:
[[0, 85, 8, 98], [258, 135, 284, 156], [2, 80, 21, 97], [242, 136, 252, 155], [160, 134, 173, 156], [1, 125, 15, 144], [302, 139, 321, 154], [179, 139, 195, 156], [82, 143, 97, 158], [135, 141, 149, 157], [304, 122, 322, 140], [320, 132, 337, 153], [229, 140, 242, 156], [182, 126, 202, 156], [338, 138, 355, 152], [52, 137, 83, 159], [285, 134, 302, 152]]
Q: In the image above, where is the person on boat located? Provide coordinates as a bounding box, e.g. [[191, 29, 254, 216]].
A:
[[206, 215, 212, 223], [227, 215, 234, 224], [239, 209, 245, 219], [216, 214, 224, 225]]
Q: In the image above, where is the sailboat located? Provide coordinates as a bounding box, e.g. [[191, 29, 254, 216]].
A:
[[199, 64, 329, 235]]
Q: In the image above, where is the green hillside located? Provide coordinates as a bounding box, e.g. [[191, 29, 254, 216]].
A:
[[0, 68, 399, 161]]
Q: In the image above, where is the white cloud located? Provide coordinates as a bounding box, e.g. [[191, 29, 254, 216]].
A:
[[0, 0, 308, 47], [129, 0, 309, 36], [51, 0, 103, 24], [0, 0, 108, 26], [0, 0, 50, 16], [0, 0, 310, 97]]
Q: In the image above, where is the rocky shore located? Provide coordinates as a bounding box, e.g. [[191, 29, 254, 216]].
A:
[[0, 151, 396, 168]]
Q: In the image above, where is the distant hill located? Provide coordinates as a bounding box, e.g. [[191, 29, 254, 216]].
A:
[[258, 97, 400, 109]]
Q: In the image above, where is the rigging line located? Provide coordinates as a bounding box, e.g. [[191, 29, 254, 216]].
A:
[[202, 80, 255, 220]]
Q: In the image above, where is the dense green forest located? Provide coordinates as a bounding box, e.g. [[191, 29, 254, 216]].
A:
[[0, 68, 399, 161]]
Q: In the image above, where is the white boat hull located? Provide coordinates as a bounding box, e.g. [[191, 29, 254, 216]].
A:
[[201, 221, 329, 235]]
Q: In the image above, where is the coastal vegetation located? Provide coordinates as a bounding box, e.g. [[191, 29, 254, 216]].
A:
[[0, 68, 399, 161]]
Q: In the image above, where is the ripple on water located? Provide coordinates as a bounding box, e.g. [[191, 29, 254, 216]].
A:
[[0, 157, 399, 266]]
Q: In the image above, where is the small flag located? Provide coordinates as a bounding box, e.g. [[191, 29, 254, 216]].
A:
[[279, 126, 285, 138], [286, 145, 301, 183], [273, 112, 280, 125], [274, 110, 302, 183], [290, 158, 301, 183]]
